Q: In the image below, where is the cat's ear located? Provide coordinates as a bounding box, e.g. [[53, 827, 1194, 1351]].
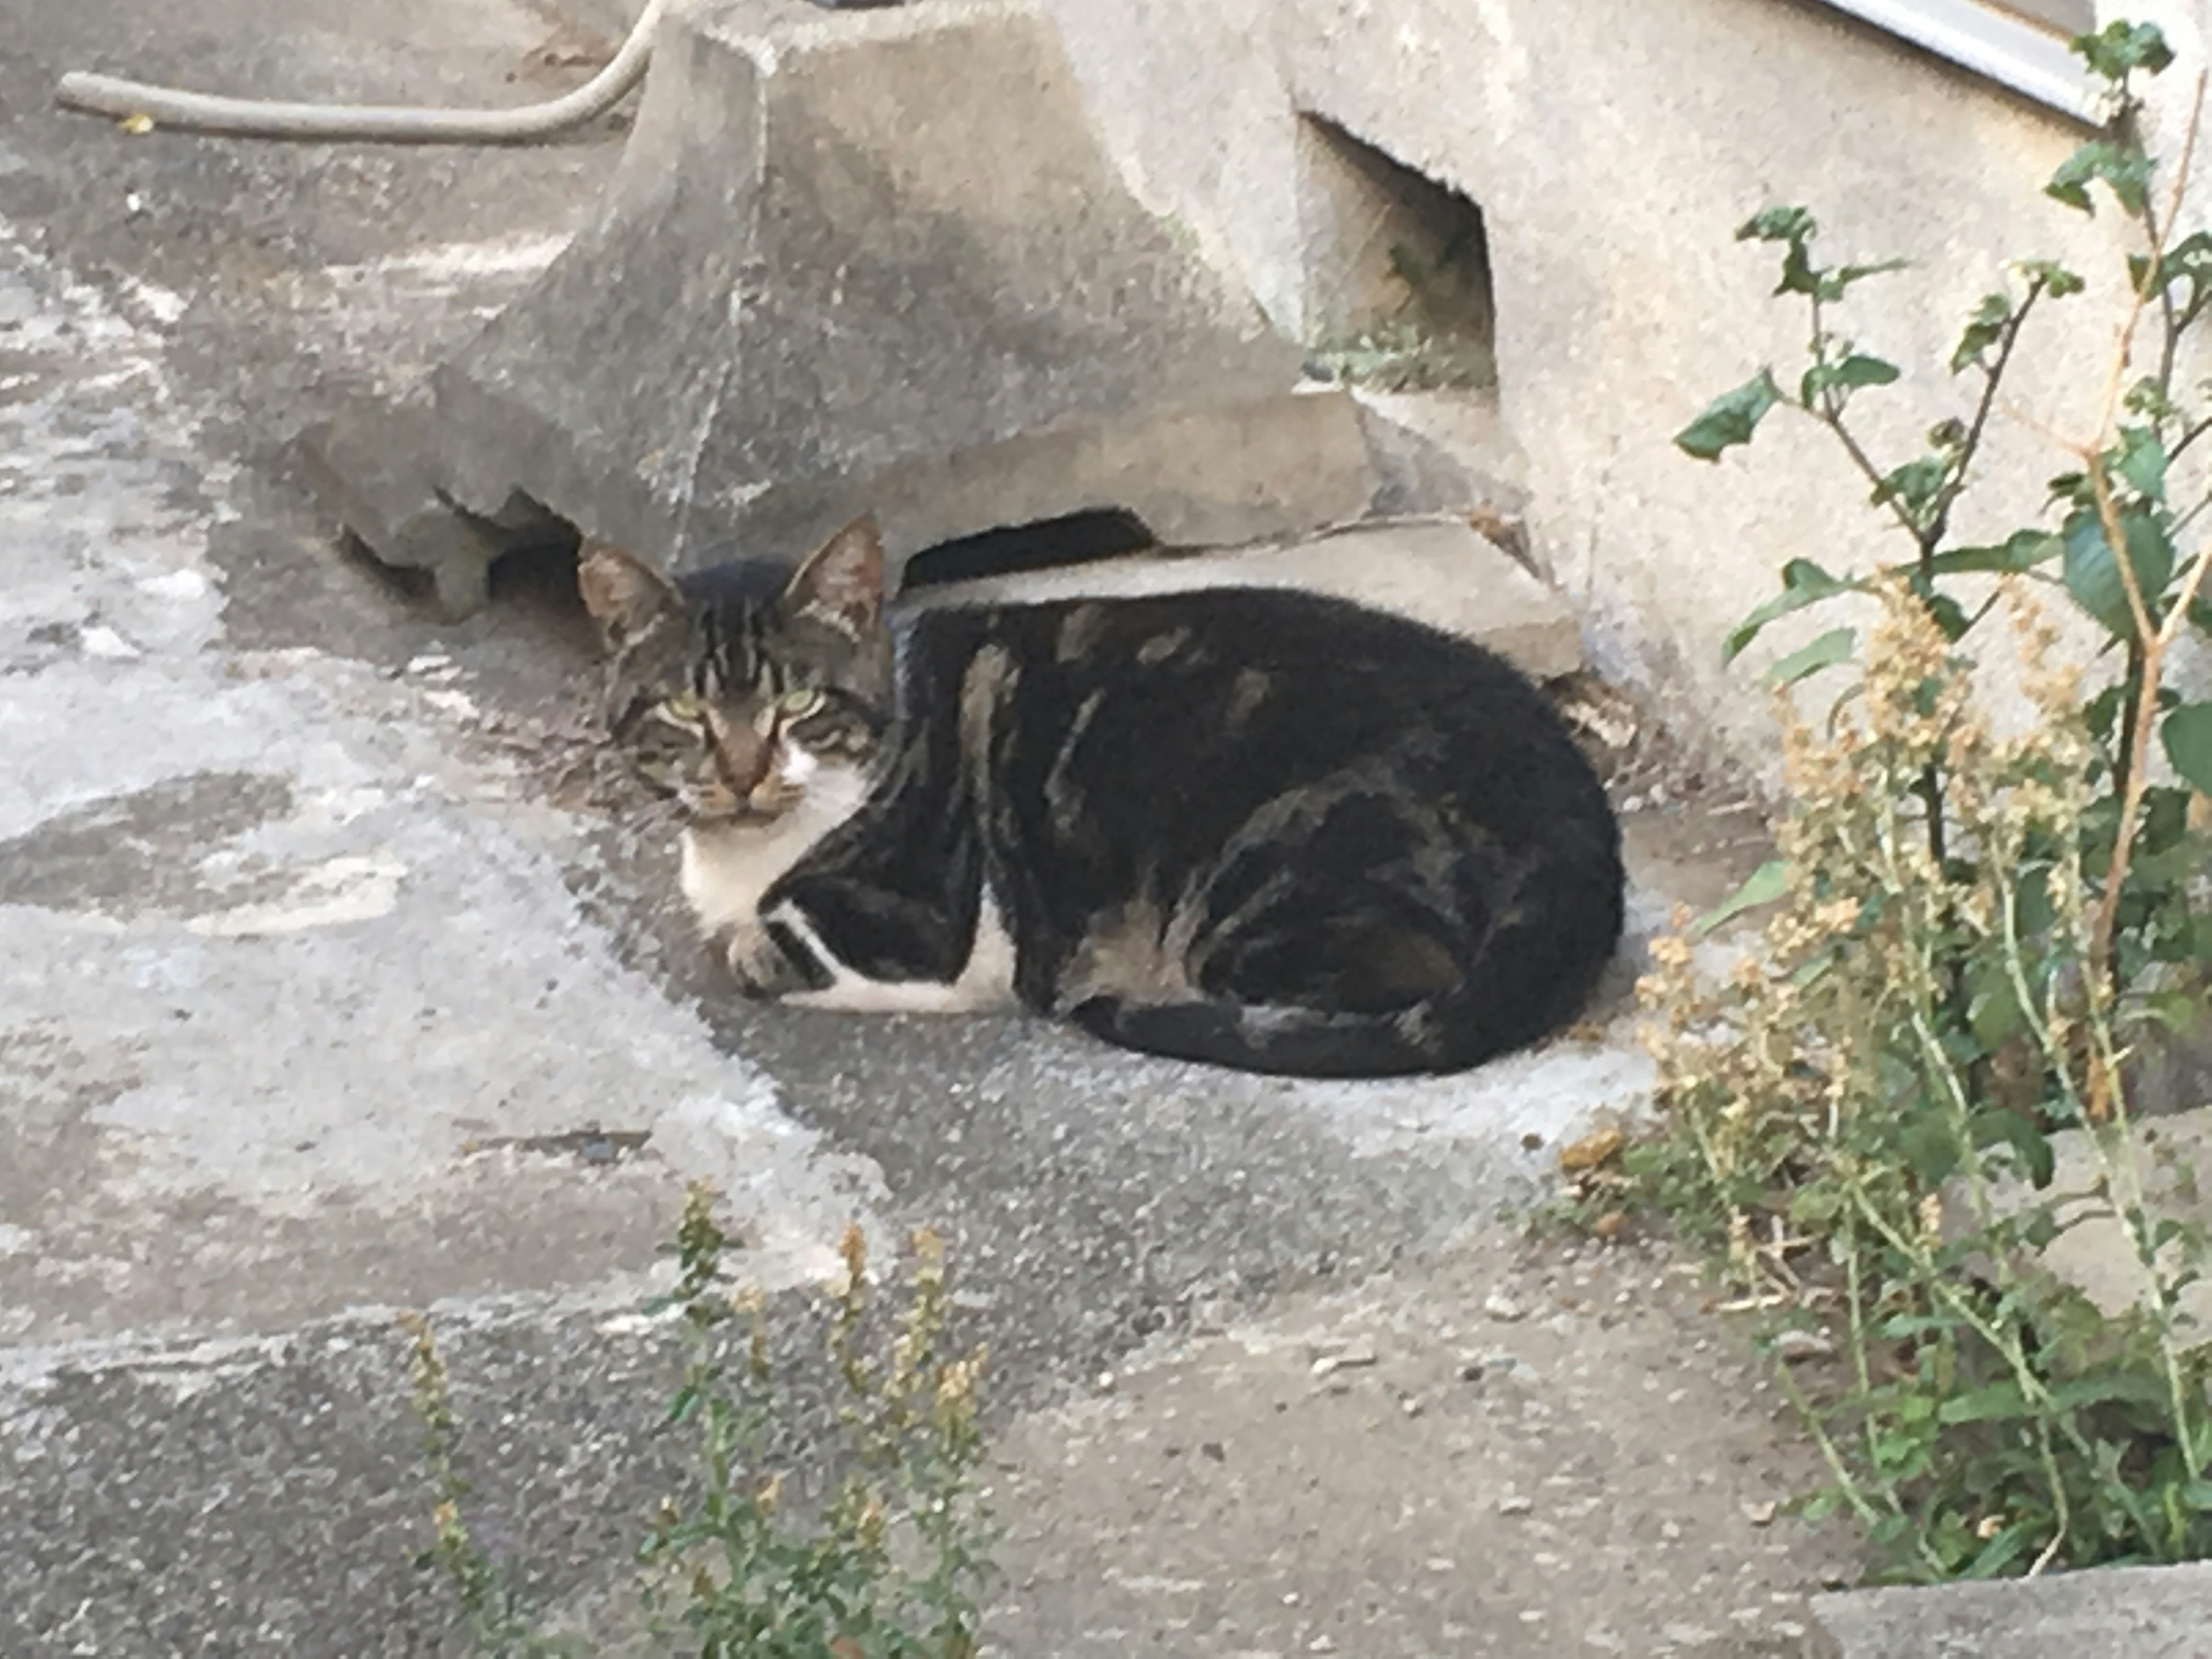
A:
[[785, 515, 884, 639], [577, 541, 683, 654]]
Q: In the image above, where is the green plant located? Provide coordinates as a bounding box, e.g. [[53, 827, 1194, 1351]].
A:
[[406, 1190, 994, 1657], [1679, 22, 2212, 972], [1633, 586, 2211, 1578], [404, 1312, 573, 1657], [1615, 18, 2212, 1582], [1305, 317, 1497, 392]]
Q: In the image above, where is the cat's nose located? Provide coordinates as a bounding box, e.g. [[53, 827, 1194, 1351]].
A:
[[706, 708, 774, 797]]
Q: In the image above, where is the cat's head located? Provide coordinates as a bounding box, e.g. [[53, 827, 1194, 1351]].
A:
[[577, 516, 893, 825]]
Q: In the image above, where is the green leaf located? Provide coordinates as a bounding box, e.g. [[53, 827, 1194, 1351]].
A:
[[1816, 259, 1911, 301], [2062, 507, 2175, 639], [2017, 257, 2087, 298], [1937, 1380, 2030, 1425], [1962, 1525, 2033, 1580], [2115, 425, 2170, 501], [1903, 531, 2062, 577], [2158, 230, 2212, 320], [2161, 702, 2212, 794], [1834, 355, 1902, 388], [1972, 1107, 2056, 1188], [1766, 626, 1855, 686], [1737, 205, 1817, 244], [1967, 959, 2026, 1051], [2073, 20, 2175, 81], [1735, 206, 1824, 297], [1676, 369, 1783, 462], [1871, 454, 1951, 521], [1919, 588, 1973, 642], [1899, 1112, 1961, 1185], [2048, 1370, 2171, 1412], [2014, 863, 2059, 937], [2048, 141, 2156, 217], [1953, 293, 2012, 372], [1696, 858, 1790, 933], [1802, 354, 1901, 403], [1724, 557, 1860, 660], [665, 1382, 704, 1426], [2124, 374, 2175, 421]]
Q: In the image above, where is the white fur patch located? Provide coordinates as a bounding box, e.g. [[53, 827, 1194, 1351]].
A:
[[777, 887, 1018, 1015], [677, 741, 1017, 1014], [677, 748, 869, 939]]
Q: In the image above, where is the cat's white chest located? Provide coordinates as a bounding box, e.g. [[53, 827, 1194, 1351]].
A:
[[677, 753, 868, 939], [677, 749, 1016, 1016]]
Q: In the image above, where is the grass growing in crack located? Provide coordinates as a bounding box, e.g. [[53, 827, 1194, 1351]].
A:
[[405, 1186, 994, 1657], [1304, 319, 1497, 392]]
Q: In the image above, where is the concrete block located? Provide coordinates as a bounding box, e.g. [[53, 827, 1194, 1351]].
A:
[[289, 395, 552, 617], [906, 514, 1584, 681], [1983, 1104, 2212, 1336], [1351, 385, 1530, 522], [1809, 1561, 2212, 1657], [313, 0, 1373, 611]]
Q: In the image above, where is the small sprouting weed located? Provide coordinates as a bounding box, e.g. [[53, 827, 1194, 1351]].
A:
[[416, 1211, 995, 1657]]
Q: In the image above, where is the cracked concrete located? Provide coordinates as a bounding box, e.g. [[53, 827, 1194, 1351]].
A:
[[0, 2, 1826, 1653]]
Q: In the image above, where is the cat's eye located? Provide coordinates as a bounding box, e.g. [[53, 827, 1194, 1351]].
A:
[[662, 692, 706, 721], [778, 687, 825, 718]]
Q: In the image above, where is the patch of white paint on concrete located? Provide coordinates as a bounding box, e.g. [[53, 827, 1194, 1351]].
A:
[[347, 232, 574, 283], [119, 277, 189, 326], [77, 623, 142, 660], [291, 784, 391, 831], [421, 686, 482, 720], [185, 853, 408, 938], [0, 219, 866, 1343], [138, 568, 211, 603]]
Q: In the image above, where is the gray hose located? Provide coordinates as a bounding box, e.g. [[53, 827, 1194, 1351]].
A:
[[54, 0, 667, 145]]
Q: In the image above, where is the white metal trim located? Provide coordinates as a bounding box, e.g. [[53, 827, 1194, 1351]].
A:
[[1806, 0, 2103, 122]]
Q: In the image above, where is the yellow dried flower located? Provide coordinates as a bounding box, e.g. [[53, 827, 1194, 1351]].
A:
[[1919, 1191, 1945, 1246]]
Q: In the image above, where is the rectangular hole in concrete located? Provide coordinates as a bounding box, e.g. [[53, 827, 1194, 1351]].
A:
[[1297, 114, 1497, 395]]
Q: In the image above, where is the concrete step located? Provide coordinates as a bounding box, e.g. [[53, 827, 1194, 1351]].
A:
[[1809, 1562, 2212, 1657]]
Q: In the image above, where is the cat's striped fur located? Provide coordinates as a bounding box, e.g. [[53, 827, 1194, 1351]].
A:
[[581, 516, 1623, 1077]]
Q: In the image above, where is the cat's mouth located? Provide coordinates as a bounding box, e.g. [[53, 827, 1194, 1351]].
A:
[[678, 766, 803, 825]]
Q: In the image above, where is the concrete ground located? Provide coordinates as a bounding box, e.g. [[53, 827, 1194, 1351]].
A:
[[0, 3, 1855, 1654]]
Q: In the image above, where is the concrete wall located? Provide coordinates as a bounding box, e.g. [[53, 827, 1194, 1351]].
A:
[[1031, 0, 2212, 775]]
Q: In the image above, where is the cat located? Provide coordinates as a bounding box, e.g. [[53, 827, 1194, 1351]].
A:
[[577, 515, 1624, 1078]]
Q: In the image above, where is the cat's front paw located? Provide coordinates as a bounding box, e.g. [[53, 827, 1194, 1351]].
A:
[[721, 925, 805, 999]]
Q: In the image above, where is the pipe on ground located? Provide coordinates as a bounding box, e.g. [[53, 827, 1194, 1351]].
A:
[[54, 0, 668, 145]]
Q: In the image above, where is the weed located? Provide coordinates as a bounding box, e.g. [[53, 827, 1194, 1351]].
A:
[[406, 1188, 994, 1656], [1604, 18, 2212, 1583]]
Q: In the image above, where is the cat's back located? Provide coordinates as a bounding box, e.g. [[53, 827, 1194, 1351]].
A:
[[916, 582, 1583, 755]]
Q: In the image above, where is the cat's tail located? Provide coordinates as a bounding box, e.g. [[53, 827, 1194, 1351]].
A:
[[1067, 976, 1607, 1080], [1067, 853, 1626, 1078], [1065, 998, 1434, 1077]]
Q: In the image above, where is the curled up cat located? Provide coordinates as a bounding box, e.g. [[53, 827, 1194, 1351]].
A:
[[578, 515, 1624, 1078]]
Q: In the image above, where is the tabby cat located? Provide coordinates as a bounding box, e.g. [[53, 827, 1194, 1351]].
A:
[[578, 516, 1623, 1078]]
